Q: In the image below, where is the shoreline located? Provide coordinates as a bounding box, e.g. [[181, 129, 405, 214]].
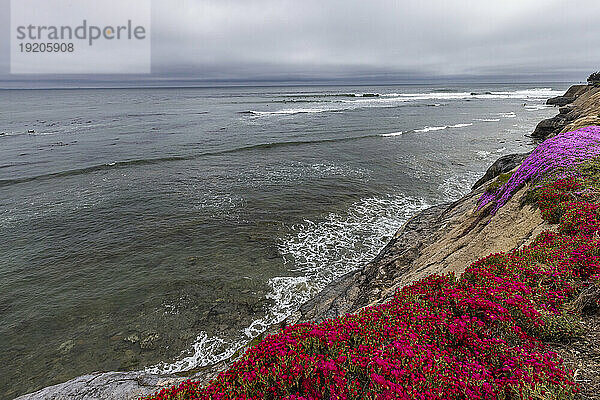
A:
[[15, 83, 597, 400]]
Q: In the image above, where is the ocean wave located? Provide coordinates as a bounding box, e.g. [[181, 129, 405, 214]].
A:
[[448, 123, 473, 128], [279, 93, 360, 98], [279, 92, 384, 98], [380, 131, 403, 137], [438, 171, 484, 201], [474, 118, 501, 122], [476, 150, 491, 159], [147, 193, 431, 374], [277, 87, 560, 102], [240, 107, 338, 116], [499, 112, 517, 118], [244, 88, 562, 118], [125, 112, 177, 117], [412, 123, 473, 133], [379, 87, 561, 101], [414, 126, 448, 133], [0, 136, 385, 186], [0, 156, 192, 187], [524, 104, 552, 111], [0, 131, 25, 138]]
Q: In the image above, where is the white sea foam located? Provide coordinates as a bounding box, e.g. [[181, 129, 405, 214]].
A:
[[499, 112, 517, 118], [448, 123, 473, 128], [476, 150, 491, 159], [242, 88, 563, 118], [524, 104, 552, 111], [147, 332, 241, 374], [379, 88, 561, 101], [413, 123, 473, 133], [474, 118, 501, 122], [380, 131, 403, 137], [414, 126, 448, 133], [277, 88, 560, 102], [147, 193, 430, 374], [245, 107, 334, 116], [438, 171, 484, 201]]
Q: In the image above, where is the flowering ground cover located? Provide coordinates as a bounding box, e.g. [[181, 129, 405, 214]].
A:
[[478, 126, 600, 215], [145, 126, 600, 400]]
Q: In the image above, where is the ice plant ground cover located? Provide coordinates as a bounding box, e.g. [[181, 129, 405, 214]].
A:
[[478, 126, 600, 215], [144, 126, 600, 400]]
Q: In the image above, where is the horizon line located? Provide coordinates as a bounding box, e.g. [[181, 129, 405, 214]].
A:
[[0, 79, 581, 91]]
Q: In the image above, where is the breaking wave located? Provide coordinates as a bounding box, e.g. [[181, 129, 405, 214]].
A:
[[147, 193, 430, 374], [241, 88, 562, 118]]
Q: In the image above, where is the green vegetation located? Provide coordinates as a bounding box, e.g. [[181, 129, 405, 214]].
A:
[[588, 71, 600, 86], [485, 171, 514, 193]]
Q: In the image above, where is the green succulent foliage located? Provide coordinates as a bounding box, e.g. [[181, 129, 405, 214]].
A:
[[588, 71, 600, 86], [486, 171, 514, 193]]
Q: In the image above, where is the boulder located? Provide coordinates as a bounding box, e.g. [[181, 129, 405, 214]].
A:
[[546, 96, 576, 106], [471, 153, 529, 190], [559, 105, 575, 114], [546, 85, 592, 106], [531, 114, 570, 139]]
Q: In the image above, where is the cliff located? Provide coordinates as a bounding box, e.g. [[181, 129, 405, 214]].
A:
[[16, 84, 600, 400], [291, 83, 600, 325], [289, 179, 552, 326], [533, 85, 600, 139]]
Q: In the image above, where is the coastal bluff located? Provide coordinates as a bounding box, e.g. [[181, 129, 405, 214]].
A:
[[16, 84, 600, 400], [533, 84, 600, 139]]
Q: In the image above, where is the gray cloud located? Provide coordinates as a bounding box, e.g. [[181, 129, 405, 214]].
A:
[[2, 0, 600, 85]]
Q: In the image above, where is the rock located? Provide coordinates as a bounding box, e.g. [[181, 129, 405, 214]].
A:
[[563, 84, 592, 98], [531, 114, 570, 139], [124, 333, 139, 344], [15, 371, 192, 400], [140, 333, 160, 350], [471, 153, 529, 190], [559, 105, 574, 114], [533, 86, 600, 139], [15, 362, 234, 400], [547, 85, 592, 106], [58, 340, 75, 355], [560, 115, 600, 134], [290, 180, 549, 324], [546, 96, 576, 106]]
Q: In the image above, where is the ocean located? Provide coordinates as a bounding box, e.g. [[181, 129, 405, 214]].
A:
[[0, 83, 565, 398]]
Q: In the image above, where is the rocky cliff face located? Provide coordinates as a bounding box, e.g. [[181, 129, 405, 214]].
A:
[[533, 84, 600, 139], [290, 174, 553, 325], [546, 84, 591, 106], [16, 84, 599, 400]]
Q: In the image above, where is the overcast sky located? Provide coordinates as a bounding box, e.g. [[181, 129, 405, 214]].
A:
[[1, 0, 600, 85]]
